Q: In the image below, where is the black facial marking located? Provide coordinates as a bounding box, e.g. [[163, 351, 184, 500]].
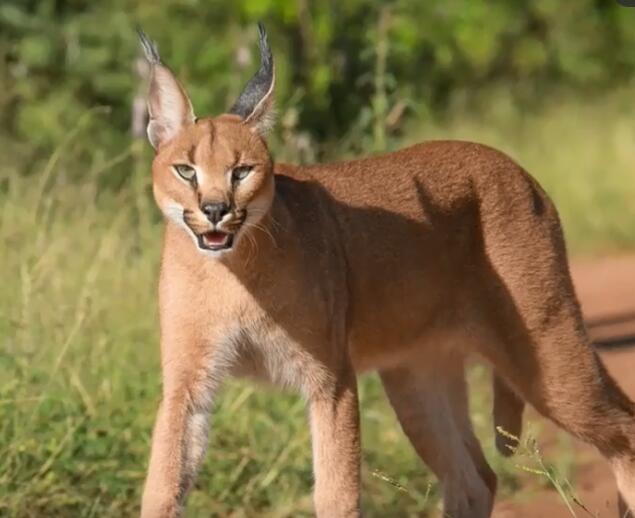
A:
[[187, 145, 196, 165]]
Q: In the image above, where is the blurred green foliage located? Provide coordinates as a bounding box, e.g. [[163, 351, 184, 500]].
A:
[[2, 3, 635, 515], [2, 0, 635, 171]]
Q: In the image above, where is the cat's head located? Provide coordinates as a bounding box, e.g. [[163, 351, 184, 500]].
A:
[[139, 23, 275, 256]]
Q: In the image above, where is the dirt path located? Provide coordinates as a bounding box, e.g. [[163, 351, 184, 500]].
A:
[[494, 254, 635, 518]]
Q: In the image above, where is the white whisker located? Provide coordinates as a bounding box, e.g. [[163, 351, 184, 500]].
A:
[[245, 221, 278, 248]]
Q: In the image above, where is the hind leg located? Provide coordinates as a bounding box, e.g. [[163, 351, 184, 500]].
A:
[[479, 307, 635, 516], [380, 355, 495, 518], [493, 373, 525, 456], [475, 180, 635, 514]]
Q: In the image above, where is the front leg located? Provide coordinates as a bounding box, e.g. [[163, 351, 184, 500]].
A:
[[309, 369, 361, 518], [141, 346, 222, 518]]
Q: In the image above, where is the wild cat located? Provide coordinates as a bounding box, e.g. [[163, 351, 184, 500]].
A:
[[137, 24, 635, 518]]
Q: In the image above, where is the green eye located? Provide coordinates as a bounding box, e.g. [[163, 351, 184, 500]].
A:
[[174, 164, 196, 182], [232, 165, 252, 182]]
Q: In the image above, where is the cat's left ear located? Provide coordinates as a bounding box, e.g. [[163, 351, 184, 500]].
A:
[[229, 23, 275, 135]]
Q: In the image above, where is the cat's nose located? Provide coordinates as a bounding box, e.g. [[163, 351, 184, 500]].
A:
[[201, 202, 230, 224]]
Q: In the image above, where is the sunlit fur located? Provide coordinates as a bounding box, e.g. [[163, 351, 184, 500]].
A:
[[151, 116, 274, 258], [140, 32, 635, 518]]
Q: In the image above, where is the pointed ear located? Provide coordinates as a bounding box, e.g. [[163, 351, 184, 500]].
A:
[[229, 23, 275, 134], [137, 29, 195, 149]]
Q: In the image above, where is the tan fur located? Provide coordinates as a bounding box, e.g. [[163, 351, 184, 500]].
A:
[[139, 47, 635, 518]]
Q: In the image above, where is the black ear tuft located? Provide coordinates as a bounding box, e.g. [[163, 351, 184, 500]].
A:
[[137, 27, 162, 65], [135, 27, 195, 149], [229, 22, 275, 123]]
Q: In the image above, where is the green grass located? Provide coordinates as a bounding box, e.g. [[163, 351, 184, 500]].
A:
[[1, 93, 633, 517]]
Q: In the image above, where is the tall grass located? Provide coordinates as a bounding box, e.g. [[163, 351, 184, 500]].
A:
[[1, 93, 633, 516]]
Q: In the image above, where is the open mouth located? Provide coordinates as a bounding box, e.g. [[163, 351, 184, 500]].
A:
[[197, 230, 235, 252]]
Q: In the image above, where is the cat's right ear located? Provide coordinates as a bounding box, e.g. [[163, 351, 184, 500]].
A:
[[137, 28, 195, 149]]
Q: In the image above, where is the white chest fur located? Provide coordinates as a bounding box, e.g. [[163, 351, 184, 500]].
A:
[[209, 313, 333, 400]]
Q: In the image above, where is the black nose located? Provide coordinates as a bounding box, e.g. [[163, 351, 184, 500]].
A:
[[201, 202, 230, 224]]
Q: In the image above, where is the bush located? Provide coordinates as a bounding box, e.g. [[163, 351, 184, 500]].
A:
[[2, 0, 635, 170]]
